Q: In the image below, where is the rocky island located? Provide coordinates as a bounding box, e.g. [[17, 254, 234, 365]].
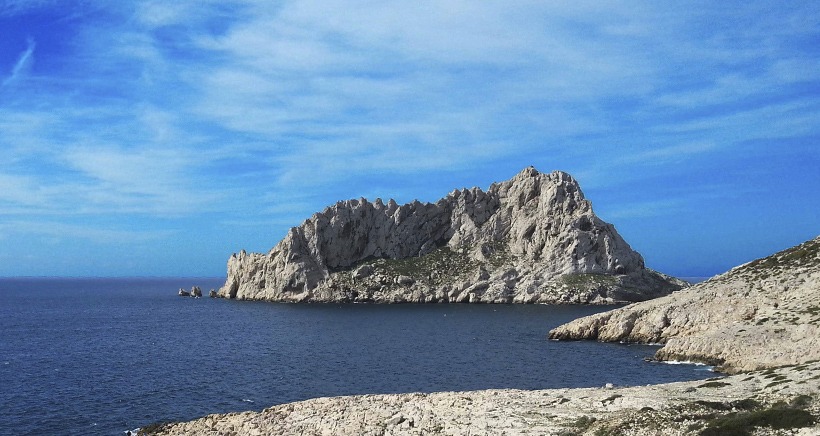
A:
[[217, 167, 684, 304], [147, 236, 820, 435]]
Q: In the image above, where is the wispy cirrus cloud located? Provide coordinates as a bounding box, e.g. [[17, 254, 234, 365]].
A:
[[1, 37, 34, 86], [0, 1, 818, 276]]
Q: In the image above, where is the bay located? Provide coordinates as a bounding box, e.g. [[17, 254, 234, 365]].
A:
[[0, 278, 713, 435]]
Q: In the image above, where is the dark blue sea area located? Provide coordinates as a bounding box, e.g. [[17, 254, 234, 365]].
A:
[[0, 278, 715, 435]]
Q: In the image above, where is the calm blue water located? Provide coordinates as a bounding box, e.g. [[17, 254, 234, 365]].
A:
[[0, 278, 714, 435]]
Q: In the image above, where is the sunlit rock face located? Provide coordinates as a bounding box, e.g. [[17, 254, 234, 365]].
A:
[[549, 236, 820, 373], [219, 167, 685, 304]]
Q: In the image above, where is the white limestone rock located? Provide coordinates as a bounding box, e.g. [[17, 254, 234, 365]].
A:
[[219, 167, 685, 303], [151, 361, 820, 436], [549, 235, 820, 372]]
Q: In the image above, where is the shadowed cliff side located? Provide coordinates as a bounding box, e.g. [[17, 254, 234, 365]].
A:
[[218, 167, 685, 303]]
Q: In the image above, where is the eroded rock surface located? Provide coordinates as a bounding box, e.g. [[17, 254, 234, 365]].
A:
[[550, 236, 820, 373], [148, 361, 820, 436], [219, 167, 684, 303]]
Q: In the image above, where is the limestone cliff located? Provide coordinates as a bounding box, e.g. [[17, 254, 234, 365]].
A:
[[549, 236, 820, 373], [218, 167, 685, 303]]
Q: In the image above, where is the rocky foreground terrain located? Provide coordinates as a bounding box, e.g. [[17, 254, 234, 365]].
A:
[[147, 361, 820, 435], [218, 167, 684, 304], [550, 236, 820, 373]]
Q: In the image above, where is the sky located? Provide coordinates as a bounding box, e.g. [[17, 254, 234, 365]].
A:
[[0, 1, 818, 278]]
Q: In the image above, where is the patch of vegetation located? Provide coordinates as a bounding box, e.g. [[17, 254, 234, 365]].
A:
[[694, 399, 759, 411], [481, 239, 513, 268], [790, 395, 813, 408], [561, 273, 618, 288], [594, 428, 620, 436], [687, 422, 705, 432], [698, 407, 815, 436], [765, 380, 790, 389], [137, 421, 172, 435], [733, 399, 761, 410], [695, 400, 732, 410], [571, 415, 596, 429], [763, 373, 788, 381], [698, 381, 731, 388], [803, 305, 820, 316], [383, 247, 470, 277], [743, 238, 820, 273]]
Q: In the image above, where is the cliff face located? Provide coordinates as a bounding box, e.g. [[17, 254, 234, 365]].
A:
[[549, 236, 820, 373], [219, 167, 685, 303]]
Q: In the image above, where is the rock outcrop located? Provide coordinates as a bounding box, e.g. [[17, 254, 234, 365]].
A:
[[549, 236, 820, 373], [147, 361, 820, 436], [218, 167, 685, 303]]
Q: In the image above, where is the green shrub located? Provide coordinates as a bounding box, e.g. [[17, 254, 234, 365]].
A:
[[698, 381, 731, 388], [699, 407, 814, 436]]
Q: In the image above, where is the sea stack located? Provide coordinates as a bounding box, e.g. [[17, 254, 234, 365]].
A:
[[218, 167, 685, 303]]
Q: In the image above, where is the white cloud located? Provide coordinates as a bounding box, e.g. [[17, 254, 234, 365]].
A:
[[2, 38, 34, 87], [0, 0, 54, 16], [600, 199, 686, 220], [0, 220, 176, 244], [1, 1, 819, 276], [60, 145, 222, 216], [618, 141, 720, 165]]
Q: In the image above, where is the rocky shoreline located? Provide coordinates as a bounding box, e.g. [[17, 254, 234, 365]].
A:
[[549, 236, 820, 373], [146, 361, 819, 435]]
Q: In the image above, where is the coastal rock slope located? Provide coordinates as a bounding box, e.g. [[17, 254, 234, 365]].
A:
[[219, 167, 684, 303], [150, 361, 820, 435], [550, 236, 820, 373]]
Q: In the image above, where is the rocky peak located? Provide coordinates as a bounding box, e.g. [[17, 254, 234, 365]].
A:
[[219, 167, 681, 303]]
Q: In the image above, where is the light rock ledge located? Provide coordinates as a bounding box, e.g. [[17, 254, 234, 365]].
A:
[[148, 361, 820, 435], [549, 236, 820, 373], [218, 167, 685, 304]]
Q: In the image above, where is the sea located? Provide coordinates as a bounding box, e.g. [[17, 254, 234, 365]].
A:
[[0, 277, 716, 435]]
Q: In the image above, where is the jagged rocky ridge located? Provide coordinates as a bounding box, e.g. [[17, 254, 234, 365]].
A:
[[549, 236, 820, 373], [218, 167, 685, 303]]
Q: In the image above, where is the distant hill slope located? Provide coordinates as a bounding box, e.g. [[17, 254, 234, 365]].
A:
[[550, 236, 820, 373], [218, 167, 685, 303]]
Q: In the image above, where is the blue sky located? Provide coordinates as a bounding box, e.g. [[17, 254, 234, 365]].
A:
[[0, 1, 818, 278]]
